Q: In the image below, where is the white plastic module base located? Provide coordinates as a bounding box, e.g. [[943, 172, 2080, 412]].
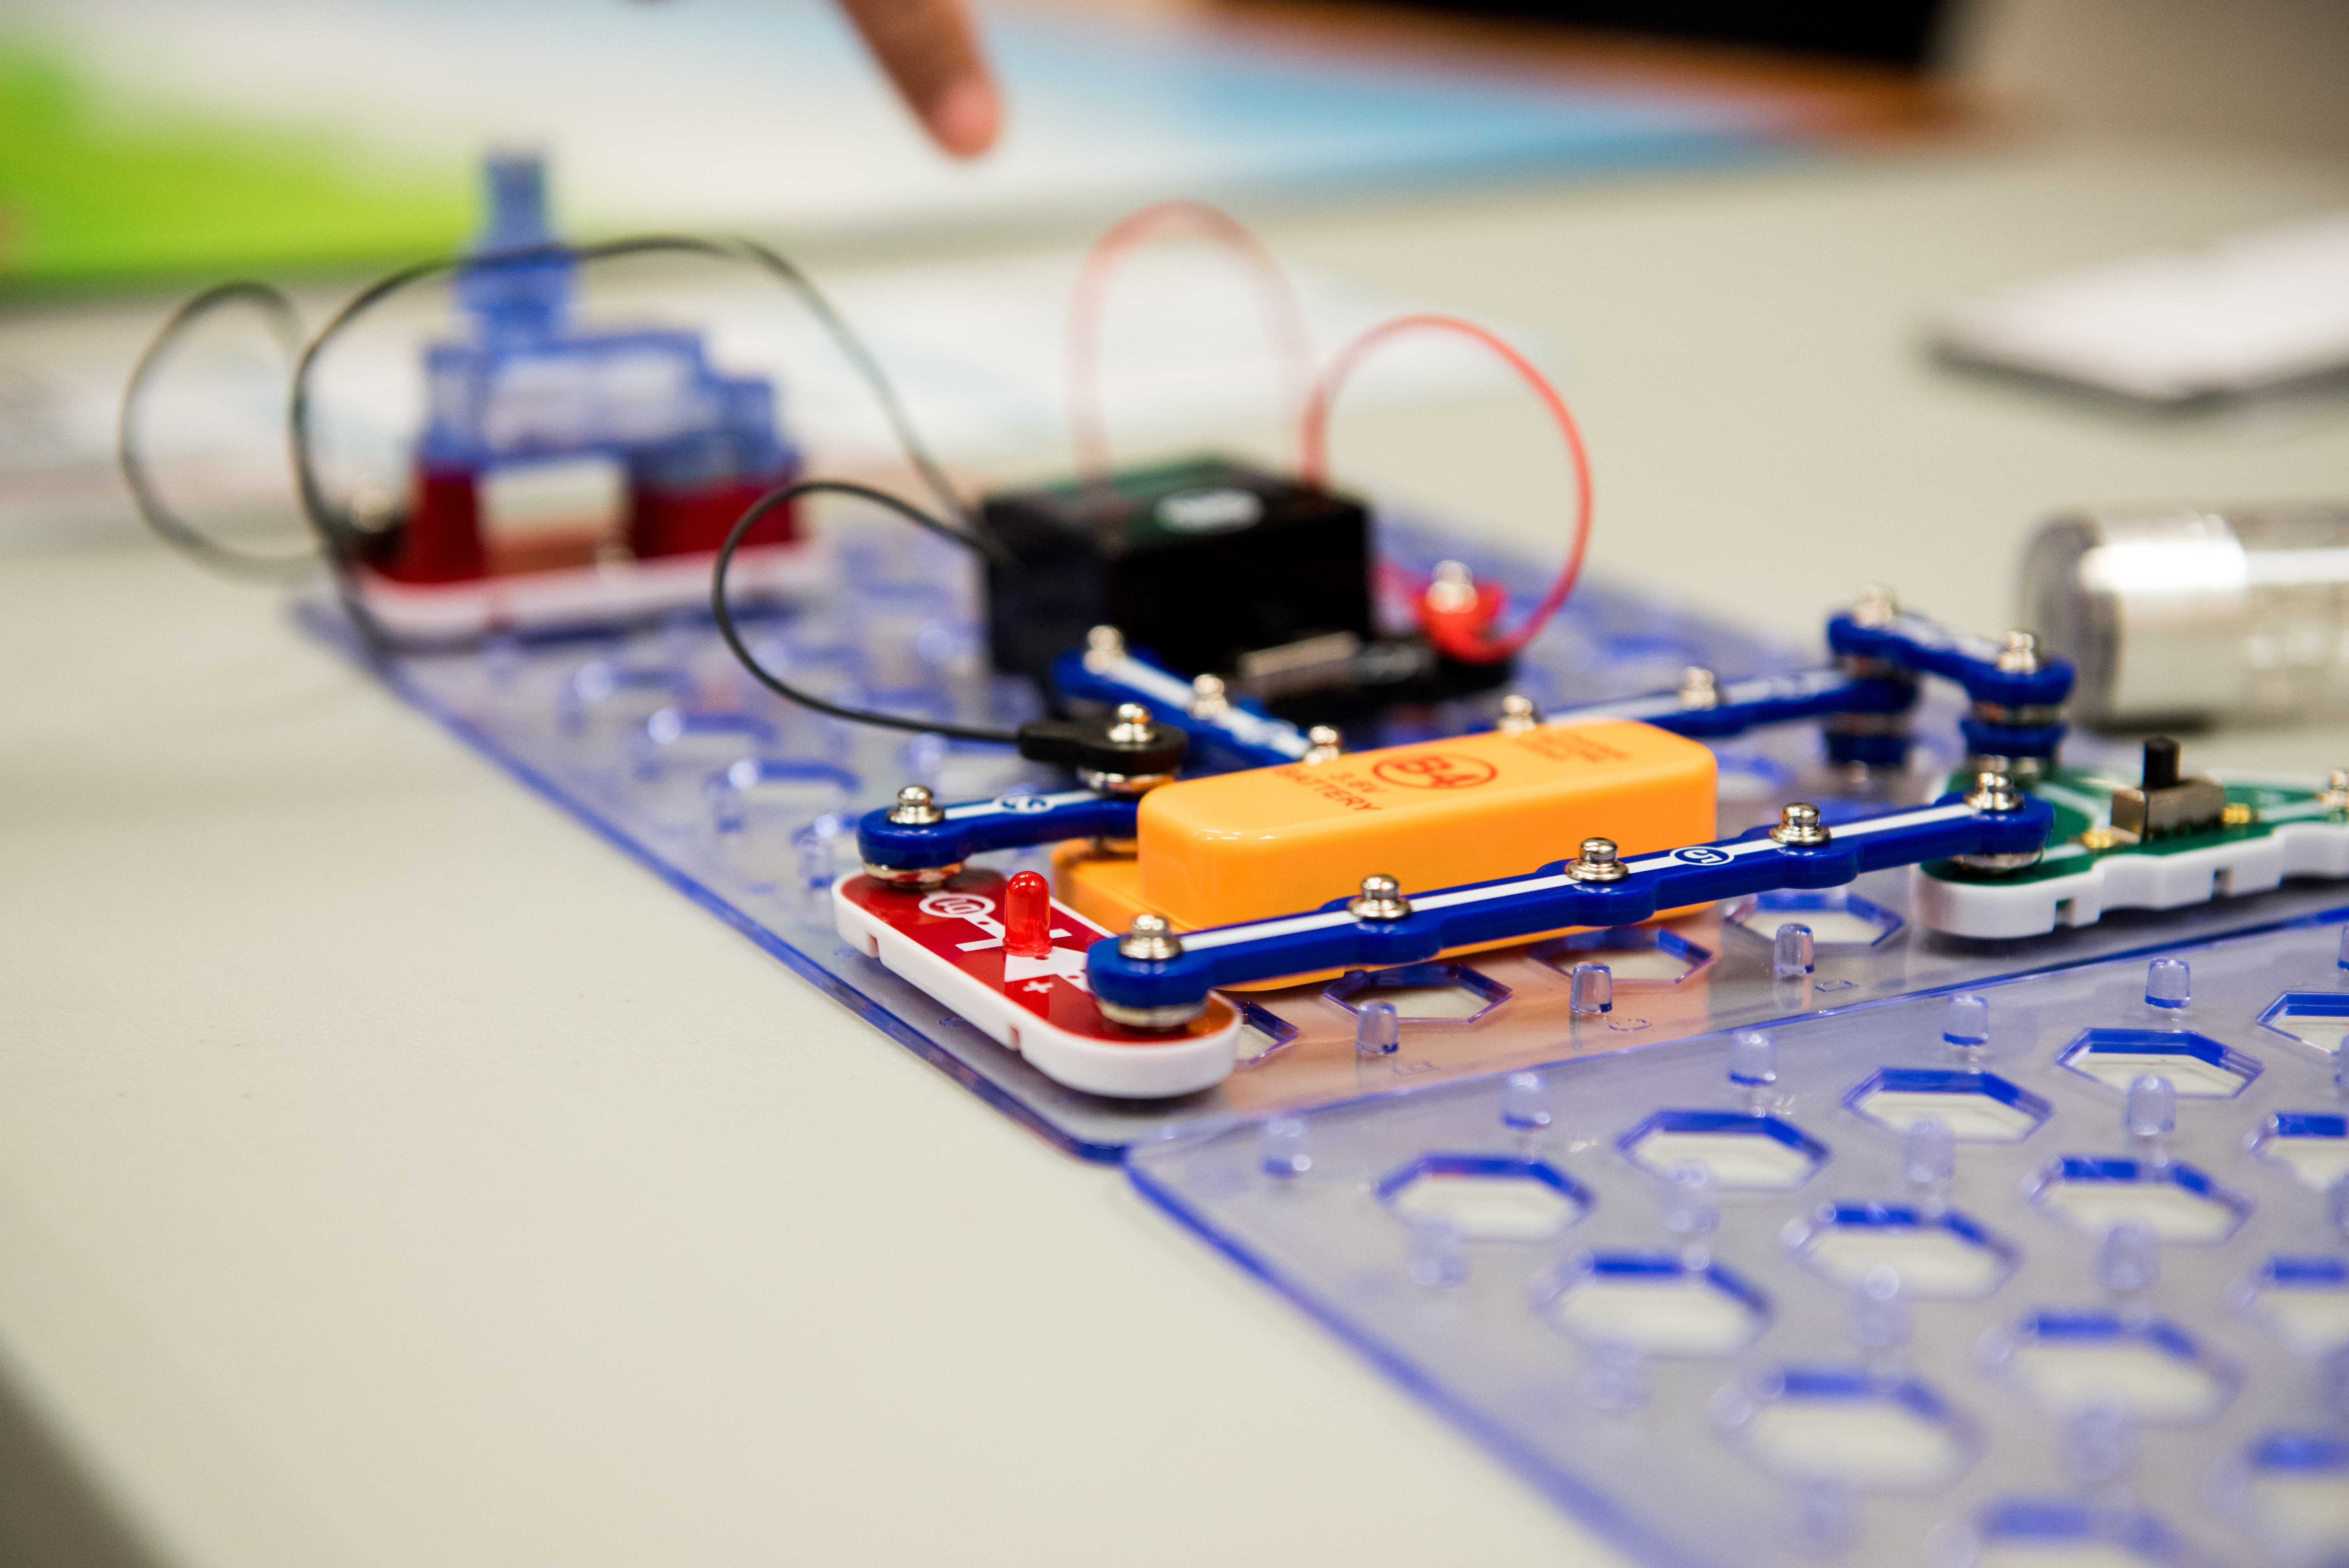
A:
[[1914, 816, 2349, 939], [353, 539, 827, 645], [832, 870, 1241, 1099]]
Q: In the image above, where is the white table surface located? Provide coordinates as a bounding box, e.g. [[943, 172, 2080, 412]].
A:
[[6, 129, 2349, 1568]]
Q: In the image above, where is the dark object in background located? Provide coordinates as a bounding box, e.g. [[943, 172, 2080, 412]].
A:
[[1361, 0, 1955, 68], [980, 456, 1376, 688], [978, 454, 1515, 725]]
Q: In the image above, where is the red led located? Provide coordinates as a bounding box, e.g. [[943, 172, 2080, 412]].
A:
[[1004, 871, 1053, 958]]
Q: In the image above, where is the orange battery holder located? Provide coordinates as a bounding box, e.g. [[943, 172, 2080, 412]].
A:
[[1054, 720, 1716, 982]]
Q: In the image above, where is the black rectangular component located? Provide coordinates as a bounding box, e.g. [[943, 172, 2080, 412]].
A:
[[979, 455, 1374, 687]]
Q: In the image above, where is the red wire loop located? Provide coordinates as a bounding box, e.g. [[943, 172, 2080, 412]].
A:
[[1066, 200, 1316, 492], [1300, 313, 1594, 665]]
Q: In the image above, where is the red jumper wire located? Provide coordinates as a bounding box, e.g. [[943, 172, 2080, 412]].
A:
[[1066, 200, 1317, 490], [1300, 313, 1595, 665]]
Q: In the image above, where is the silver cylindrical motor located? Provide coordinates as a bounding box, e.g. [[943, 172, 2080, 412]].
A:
[[2021, 501, 2349, 728]]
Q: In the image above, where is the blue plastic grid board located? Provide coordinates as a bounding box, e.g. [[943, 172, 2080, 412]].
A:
[[1128, 915, 2349, 1568], [307, 513, 2349, 1159]]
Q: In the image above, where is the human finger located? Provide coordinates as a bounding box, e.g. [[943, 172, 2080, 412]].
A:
[[832, 0, 1002, 157]]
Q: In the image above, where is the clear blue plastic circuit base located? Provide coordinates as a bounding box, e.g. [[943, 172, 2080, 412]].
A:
[[1130, 917, 2349, 1568], [307, 514, 2349, 1158], [313, 510, 2349, 1562], [300, 516, 1791, 1154]]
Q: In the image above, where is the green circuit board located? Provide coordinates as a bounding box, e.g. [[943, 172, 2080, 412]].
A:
[[1923, 766, 2341, 889]]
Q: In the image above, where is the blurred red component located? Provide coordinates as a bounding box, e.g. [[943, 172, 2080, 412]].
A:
[[1420, 577, 1510, 664], [385, 467, 486, 583], [631, 479, 796, 559], [1004, 871, 1053, 959]]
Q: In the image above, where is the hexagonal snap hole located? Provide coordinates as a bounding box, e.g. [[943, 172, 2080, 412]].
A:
[[1845, 1069, 2052, 1142], [1726, 1368, 1971, 1491], [1971, 1500, 2181, 1568], [1993, 1311, 2236, 1424], [1531, 925, 1712, 985], [1378, 1155, 1588, 1242], [1230, 1000, 1299, 1066], [1538, 1252, 1767, 1356], [2253, 1112, 2349, 1189], [2057, 1029, 2261, 1098], [629, 707, 778, 774], [1622, 1110, 1829, 1189], [1789, 1204, 2018, 1299], [2257, 992, 2349, 1058], [2245, 1256, 2349, 1358], [1325, 962, 1511, 1023], [2244, 1432, 2349, 1557], [1729, 889, 1903, 949], [2030, 1158, 2249, 1243]]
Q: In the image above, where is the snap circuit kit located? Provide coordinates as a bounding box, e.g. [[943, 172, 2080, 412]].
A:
[[123, 163, 2349, 1568]]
